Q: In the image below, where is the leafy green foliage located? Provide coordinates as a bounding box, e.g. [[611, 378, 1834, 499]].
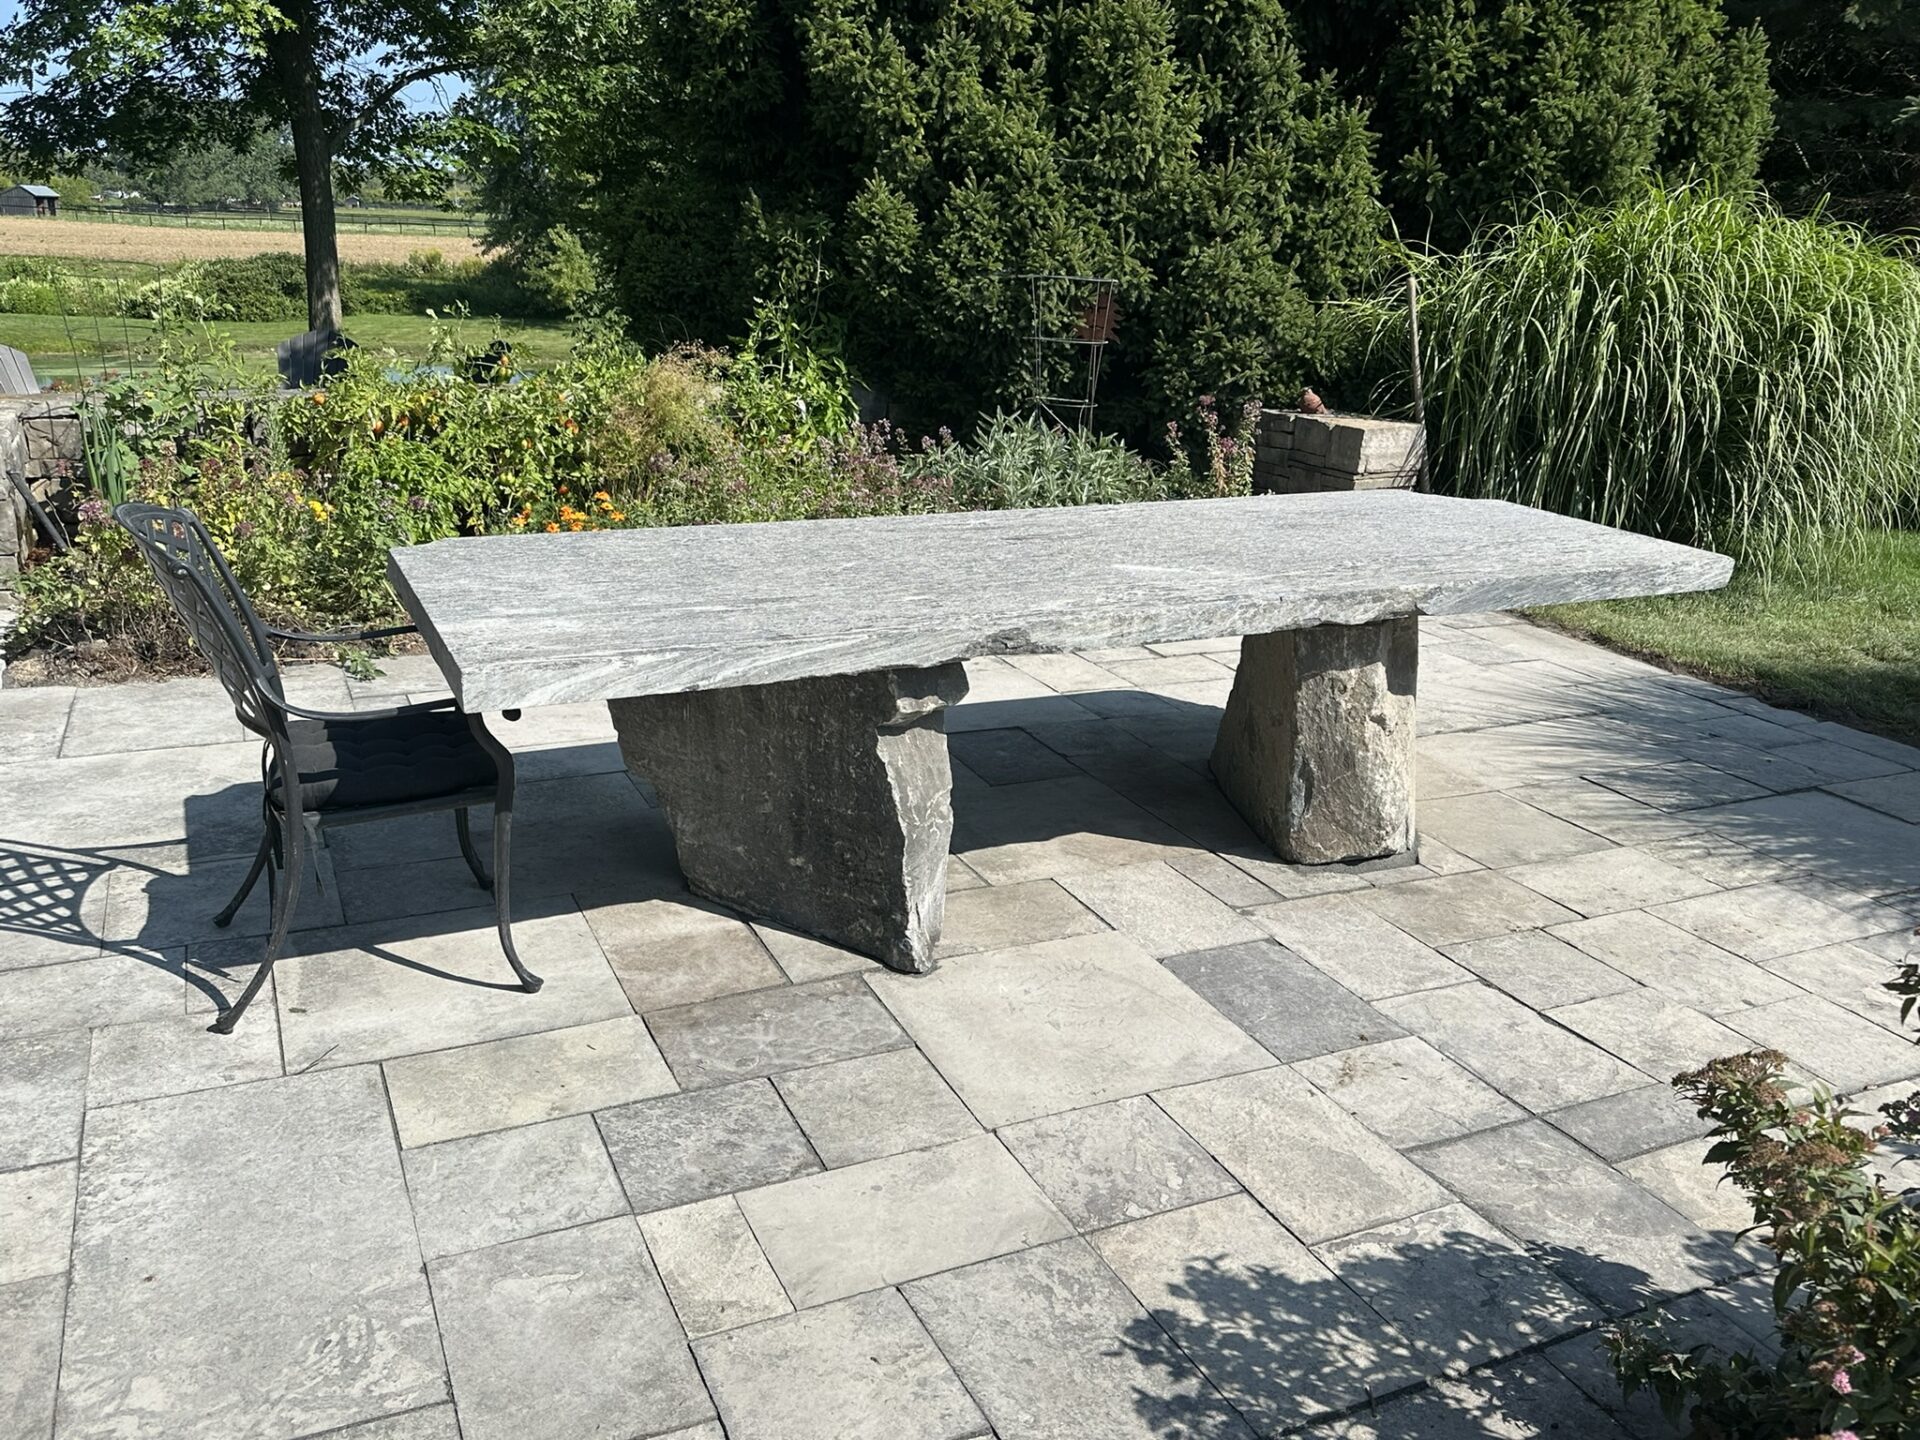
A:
[[902, 414, 1164, 510], [1609, 1026, 1920, 1438], [1294, 0, 1773, 249], [1343, 190, 1920, 560]]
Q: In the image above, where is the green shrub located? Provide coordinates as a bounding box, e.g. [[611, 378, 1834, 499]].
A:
[[902, 413, 1164, 510], [1343, 189, 1920, 559], [519, 226, 602, 316]]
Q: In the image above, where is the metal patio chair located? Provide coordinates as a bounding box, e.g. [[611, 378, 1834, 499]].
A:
[[116, 502, 542, 1034]]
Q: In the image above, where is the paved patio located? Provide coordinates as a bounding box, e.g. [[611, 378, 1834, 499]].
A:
[[1, 614, 1916, 1440]]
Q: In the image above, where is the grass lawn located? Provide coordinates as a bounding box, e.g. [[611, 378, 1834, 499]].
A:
[[1537, 528, 1920, 746], [2, 310, 579, 381]]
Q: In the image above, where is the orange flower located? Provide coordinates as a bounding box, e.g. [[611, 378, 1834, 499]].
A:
[[544, 522, 560, 533], [311, 391, 327, 405]]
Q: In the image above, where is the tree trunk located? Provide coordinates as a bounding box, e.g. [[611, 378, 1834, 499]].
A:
[[267, 11, 342, 333]]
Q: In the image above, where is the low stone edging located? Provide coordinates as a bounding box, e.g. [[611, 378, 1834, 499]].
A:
[[1253, 409, 1424, 495]]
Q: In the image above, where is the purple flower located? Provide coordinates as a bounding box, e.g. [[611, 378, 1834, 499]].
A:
[[76, 497, 109, 527], [235, 520, 256, 540], [408, 495, 428, 512], [1831, 1369, 1852, 1395]]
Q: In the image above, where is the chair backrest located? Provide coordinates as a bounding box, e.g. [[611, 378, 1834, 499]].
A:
[[115, 503, 287, 740], [0, 345, 39, 395], [276, 329, 355, 388]]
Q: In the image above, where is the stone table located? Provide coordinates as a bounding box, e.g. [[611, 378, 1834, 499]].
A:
[[389, 492, 1731, 972]]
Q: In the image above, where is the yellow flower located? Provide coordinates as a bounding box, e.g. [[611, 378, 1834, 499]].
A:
[[307, 499, 331, 523]]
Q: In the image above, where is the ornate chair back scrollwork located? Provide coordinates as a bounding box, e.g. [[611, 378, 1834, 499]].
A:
[[116, 502, 542, 1034]]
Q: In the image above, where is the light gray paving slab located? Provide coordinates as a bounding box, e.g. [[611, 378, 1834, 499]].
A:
[[1507, 846, 1719, 918], [1217, 846, 1373, 899], [1589, 762, 1772, 813], [1163, 939, 1407, 1061], [0, 841, 108, 972], [1618, 1139, 1759, 1241], [58, 1067, 446, 1440], [0, 742, 288, 856], [60, 677, 245, 757], [869, 931, 1271, 1128], [770, 1048, 980, 1168], [271, 904, 631, 1070], [1549, 990, 1757, 1083], [1793, 719, 1920, 767], [1673, 736, 1830, 792], [0, 1030, 87, 1170], [1723, 994, 1920, 1092], [1101, 652, 1235, 688], [950, 774, 1192, 885], [597, 1078, 820, 1215], [1251, 894, 1469, 999], [1155, 1066, 1449, 1243], [1551, 909, 1803, 1015], [1416, 792, 1613, 869], [1356, 871, 1580, 948], [1164, 848, 1285, 907], [303, 1404, 463, 1440], [996, 1094, 1239, 1229], [1419, 716, 1682, 792], [1057, 860, 1265, 958], [736, 1133, 1071, 1307], [1505, 778, 1706, 844], [402, 1114, 628, 1260], [639, 1195, 792, 1338], [1380, 982, 1646, 1112], [1766, 737, 1907, 784], [1440, 930, 1635, 1009], [693, 1289, 985, 1440], [1005, 650, 1132, 692], [647, 974, 908, 1089], [1649, 881, 1906, 961], [1640, 830, 1792, 890], [1314, 1202, 1599, 1373], [0, 1160, 72, 1282], [1826, 769, 1920, 824], [86, 1006, 282, 1107], [906, 1237, 1254, 1439], [0, 685, 74, 766], [581, 893, 786, 1012], [1292, 1037, 1526, 1150], [430, 1215, 711, 1440], [1688, 789, 1920, 898], [1410, 1120, 1740, 1314], [1315, 1353, 1634, 1439], [1094, 1192, 1421, 1428], [382, 1015, 678, 1149], [1761, 940, 1912, 1031], [0, 952, 182, 1041], [1543, 1084, 1714, 1162], [0, 1272, 64, 1440], [1543, 1291, 1771, 1440], [933, 878, 1106, 959], [752, 922, 874, 984]]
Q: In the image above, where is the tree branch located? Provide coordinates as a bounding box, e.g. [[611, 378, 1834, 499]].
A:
[[329, 63, 457, 145]]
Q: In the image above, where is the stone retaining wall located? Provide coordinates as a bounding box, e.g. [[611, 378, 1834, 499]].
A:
[[1, 396, 85, 598], [1253, 410, 1424, 495]]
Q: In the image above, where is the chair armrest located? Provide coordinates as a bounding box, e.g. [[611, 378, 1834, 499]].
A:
[[267, 622, 418, 645], [272, 694, 460, 724]]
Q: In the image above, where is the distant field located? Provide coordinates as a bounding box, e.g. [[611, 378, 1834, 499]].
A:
[[0, 216, 486, 264], [3, 311, 576, 381]]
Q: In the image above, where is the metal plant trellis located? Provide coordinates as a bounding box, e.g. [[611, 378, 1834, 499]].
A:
[[1014, 273, 1119, 432]]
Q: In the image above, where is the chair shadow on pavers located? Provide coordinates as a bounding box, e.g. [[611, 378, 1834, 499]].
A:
[[1113, 1222, 1754, 1437]]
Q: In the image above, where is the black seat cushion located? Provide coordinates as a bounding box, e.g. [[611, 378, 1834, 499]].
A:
[[282, 708, 496, 812]]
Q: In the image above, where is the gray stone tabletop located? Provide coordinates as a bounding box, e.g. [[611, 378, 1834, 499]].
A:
[[388, 493, 1732, 710]]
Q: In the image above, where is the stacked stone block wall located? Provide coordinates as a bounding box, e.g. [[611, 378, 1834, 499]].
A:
[[1253, 410, 1425, 495], [0, 396, 85, 600]]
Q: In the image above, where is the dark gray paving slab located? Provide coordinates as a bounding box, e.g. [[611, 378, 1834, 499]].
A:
[[1094, 1193, 1422, 1429], [0, 1030, 87, 1170], [950, 774, 1192, 885], [1440, 930, 1634, 1009], [1251, 894, 1469, 1000], [58, 1068, 446, 1440], [1314, 1202, 1599, 1374], [996, 1095, 1239, 1230], [904, 1238, 1256, 1440], [0, 1273, 64, 1440], [430, 1215, 712, 1440], [1590, 762, 1772, 813], [637, 1195, 791, 1338], [949, 726, 1080, 785], [401, 1114, 628, 1259], [597, 1078, 820, 1215], [1551, 909, 1802, 1014], [1380, 982, 1645, 1112], [1291, 1037, 1525, 1150], [1312, 1354, 1633, 1438], [1544, 1084, 1715, 1162], [390, 493, 1730, 711], [1410, 1120, 1740, 1314], [647, 974, 909, 1089], [770, 1048, 980, 1168], [736, 1134, 1071, 1307], [694, 1289, 987, 1440], [1163, 939, 1407, 1062]]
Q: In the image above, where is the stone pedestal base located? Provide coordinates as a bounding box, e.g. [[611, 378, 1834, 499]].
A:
[[609, 664, 970, 974], [1211, 618, 1417, 865]]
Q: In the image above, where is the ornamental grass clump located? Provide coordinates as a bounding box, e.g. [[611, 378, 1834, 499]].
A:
[[1348, 189, 1920, 562]]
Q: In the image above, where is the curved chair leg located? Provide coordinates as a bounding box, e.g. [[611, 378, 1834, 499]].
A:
[[492, 797, 542, 994], [214, 828, 273, 927], [456, 808, 492, 891], [211, 818, 300, 1035]]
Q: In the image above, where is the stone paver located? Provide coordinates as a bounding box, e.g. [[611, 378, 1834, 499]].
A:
[[402, 1114, 628, 1259], [694, 1289, 986, 1440], [430, 1216, 711, 1440], [1291, 1037, 1525, 1150], [1252, 894, 1469, 999], [1416, 791, 1612, 869], [597, 1079, 820, 1215], [1691, 789, 1920, 899], [647, 974, 909, 1089], [582, 893, 785, 1011], [933, 877, 1106, 958], [1439, 930, 1634, 1009], [1507, 846, 1719, 917], [1551, 909, 1802, 1014], [1651, 881, 1906, 961], [0, 1160, 73, 1283], [1316, 1353, 1633, 1438], [770, 1047, 980, 1167], [0, 1030, 88, 1170], [736, 1133, 1071, 1307], [0, 1273, 64, 1440], [1543, 1083, 1714, 1162], [1156, 1067, 1449, 1244], [0, 952, 182, 1041], [996, 1095, 1239, 1229], [1550, 989, 1760, 1082], [1164, 939, 1406, 1062], [58, 1068, 446, 1440], [1723, 993, 1920, 1091], [869, 932, 1271, 1128], [904, 1238, 1255, 1440], [382, 1015, 677, 1148], [639, 1195, 792, 1337], [1762, 940, 1914, 1030], [1357, 871, 1579, 947], [1057, 860, 1264, 958]]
